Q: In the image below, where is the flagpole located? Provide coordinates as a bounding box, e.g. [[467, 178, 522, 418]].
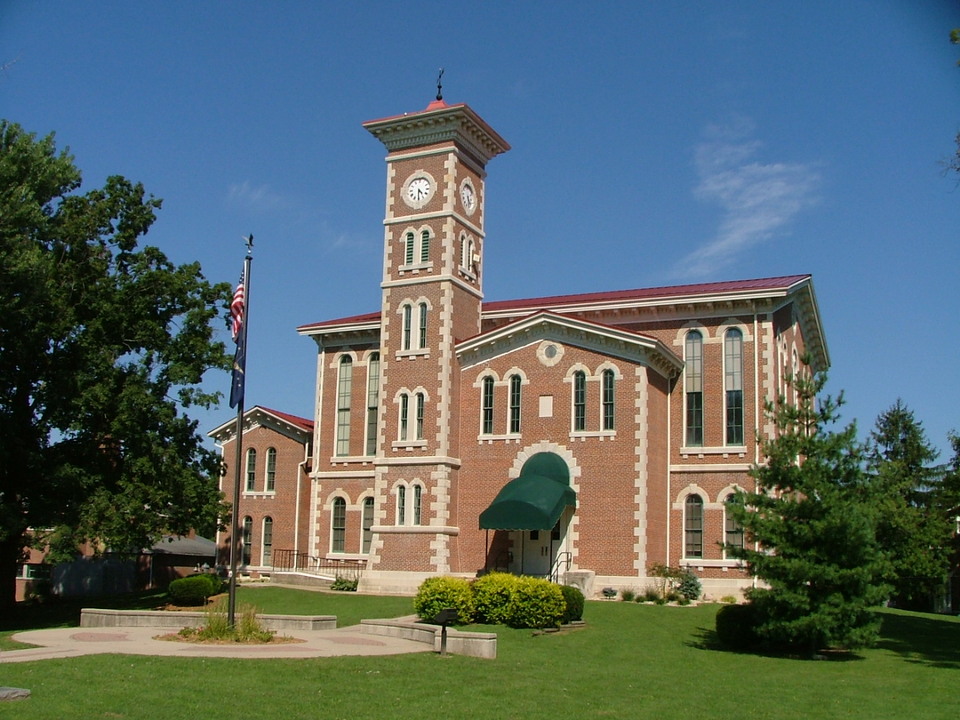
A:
[[228, 235, 253, 627]]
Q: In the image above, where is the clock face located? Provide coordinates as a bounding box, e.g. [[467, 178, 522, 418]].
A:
[[407, 177, 431, 203], [460, 182, 476, 213]]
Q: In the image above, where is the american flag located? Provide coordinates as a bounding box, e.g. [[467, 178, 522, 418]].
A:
[[230, 270, 245, 342]]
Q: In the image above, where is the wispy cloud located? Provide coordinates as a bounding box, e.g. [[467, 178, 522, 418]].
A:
[[226, 181, 290, 212], [677, 117, 820, 278]]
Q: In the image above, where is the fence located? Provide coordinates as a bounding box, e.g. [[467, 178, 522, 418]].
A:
[[271, 549, 366, 581]]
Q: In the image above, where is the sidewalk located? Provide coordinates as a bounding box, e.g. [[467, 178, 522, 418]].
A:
[[0, 623, 431, 663]]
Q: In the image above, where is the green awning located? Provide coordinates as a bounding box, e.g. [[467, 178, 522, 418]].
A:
[[479, 453, 576, 531]]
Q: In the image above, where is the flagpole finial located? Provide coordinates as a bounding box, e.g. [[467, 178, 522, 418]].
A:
[[244, 234, 254, 256], [436, 68, 444, 101]]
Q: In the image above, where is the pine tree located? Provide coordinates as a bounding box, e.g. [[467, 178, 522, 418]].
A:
[[727, 366, 889, 654], [867, 400, 950, 609]]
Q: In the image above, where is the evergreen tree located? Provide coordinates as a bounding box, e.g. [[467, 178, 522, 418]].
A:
[[0, 121, 231, 607], [727, 366, 889, 654], [867, 400, 949, 608]]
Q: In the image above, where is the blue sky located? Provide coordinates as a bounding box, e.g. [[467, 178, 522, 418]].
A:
[[3, 2, 959, 457]]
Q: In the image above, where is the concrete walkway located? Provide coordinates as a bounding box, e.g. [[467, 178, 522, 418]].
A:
[[0, 623, 431, 663]]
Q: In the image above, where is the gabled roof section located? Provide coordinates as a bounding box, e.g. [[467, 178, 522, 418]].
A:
[[457, 311, 684, 379], [207, 405, 314, 444]]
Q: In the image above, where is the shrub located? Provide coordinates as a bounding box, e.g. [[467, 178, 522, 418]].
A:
[[505, 576, 565, 629], [620, 588, 637, 602], [715, 602, 759, 650], [472, 572, 516, 625], [330, 577, 358, 592], [720, 595, 737, 604], [560, 584, 584, 623], [677, 570, 701, 601], [414, 576, 475, 624], [169, 575, 214, 606], [642, 587, 660, 602]]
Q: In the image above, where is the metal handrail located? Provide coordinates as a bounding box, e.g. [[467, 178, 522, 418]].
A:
[[271, 549, 366, 580], [550, 551, 572, 584]]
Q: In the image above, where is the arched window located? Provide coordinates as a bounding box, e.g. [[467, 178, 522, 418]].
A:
[[420, 229, 431, 263], [242, 516, 253, 565], [245, 448, 256, 491], [262, 516, 273, 566], [602, 369, 615, 431], [413, 484, 423, 525], [402, 304, 412, 350], [725, 329, 744, 445], [404, 231, 415, 265], [362, 497, 375, 554], [365, 353, 380, 456], [685, 331, 704, 446], [418, 302, 428, 350], [724, 493, 744, 555], [265, 447, 277, 492], [684, 495, 703, 558], [509, 374, 522, 434], [397, 486, 406, 525], [331, 498, 346, 553], [481, 376, 494, 434], [399, 393, 409, 441], [415, 392, 425, 440], [336, 357, 352, 456], [573, 371, 586, 431]]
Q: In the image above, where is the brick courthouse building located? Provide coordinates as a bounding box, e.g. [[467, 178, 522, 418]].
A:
[[211, 98, 828, 599]]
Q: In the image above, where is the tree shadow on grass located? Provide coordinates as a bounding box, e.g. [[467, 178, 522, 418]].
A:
[[687, 626, 866, 662], [1, 589, 168, 633], [875, 610, 960, 669]]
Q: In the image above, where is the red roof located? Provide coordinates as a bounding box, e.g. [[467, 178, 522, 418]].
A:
[[300, 275, 811, 331], [257, 406, 314, 433]]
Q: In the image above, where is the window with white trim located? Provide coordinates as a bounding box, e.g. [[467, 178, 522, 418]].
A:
[[415, 392, 425, 440], [336, 356, 352, 456], [481, 376, 494, 435], [245, 448, 256, 492], [684, 495, 703, 558], [399, 393, 409, 441], [265, 447, 276, 492], [725, 329, 744, 445], [362, 497, 374, 553], [365, 353, 380, 456], [418, 302, 428, 350], [509, 374, 522, 434], [412, 484, 422, 525], [724, 493, 744, 555], [404, 231, 415, 265], [242, 516, 253, 565], [397, 486, 406, 525], [331, 497, 346, 553], [601, 369, 615, 431], [262, 516, 273, 565], [402, 304, 412, 351], [573, 370, 586, 431], [685, 330, 704, 446]]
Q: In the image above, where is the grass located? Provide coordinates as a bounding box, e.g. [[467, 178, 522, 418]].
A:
[[1, 591, 958, 719]]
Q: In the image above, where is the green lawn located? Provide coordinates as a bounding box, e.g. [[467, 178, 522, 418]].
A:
[[1, 589, 957, 719]]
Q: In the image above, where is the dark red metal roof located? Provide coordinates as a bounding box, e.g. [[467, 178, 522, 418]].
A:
[[257, 406, 314, 433]]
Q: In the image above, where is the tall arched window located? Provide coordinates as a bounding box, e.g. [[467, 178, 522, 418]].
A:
[[413, 484, 423, 525], [242, 516, 253, 565], [573, 371, 586, 431], [336, 357, 352, 456], [245, 448, 257, 491], [725, 329, 744, 445], [481, 376, 494, 434], [365, 353, 380, 456], [685, 331, 704, 446], [418, 302, 428, 350], [397, 486, 406, 525], [402, 304, 412, 350], [415, 392, 425, 440], [404, 231, 415, 265], [399, 393, 409, 441], [331, 498, 346, 553], [265, 447, 277, 492], [262, 516, 273, 566], [420, 229, 430, 263], [684, 495, 703, 558], [362, 497, 375, 553], [509, 375, 522, 434], [602, 369, 615, 431], [724, 493, 744, 555]]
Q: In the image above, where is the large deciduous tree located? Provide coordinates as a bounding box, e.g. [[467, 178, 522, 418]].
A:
[[727, 367, 889, 655], [0, 121, 231, 607], [867, 400, 950, 609]]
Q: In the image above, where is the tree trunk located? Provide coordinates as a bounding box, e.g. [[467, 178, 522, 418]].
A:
[[0, 532, 26, 610]]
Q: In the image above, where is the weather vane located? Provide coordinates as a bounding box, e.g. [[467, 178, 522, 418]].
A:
[[436, 67, 444, 101], [243, 234, 254, 256]]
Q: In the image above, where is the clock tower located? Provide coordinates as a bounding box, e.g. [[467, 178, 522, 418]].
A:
[[361, 99, 509, 585]]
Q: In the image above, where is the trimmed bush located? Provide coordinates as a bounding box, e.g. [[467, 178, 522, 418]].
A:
[[330, 577, 358, 592], [169, 575, 214, 606], [505, 576, 565, 629], [560, 584, 584, 623], [472, 572, 515, 625], [414, 576, 475, 625], [715, 602, 759, 650]]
